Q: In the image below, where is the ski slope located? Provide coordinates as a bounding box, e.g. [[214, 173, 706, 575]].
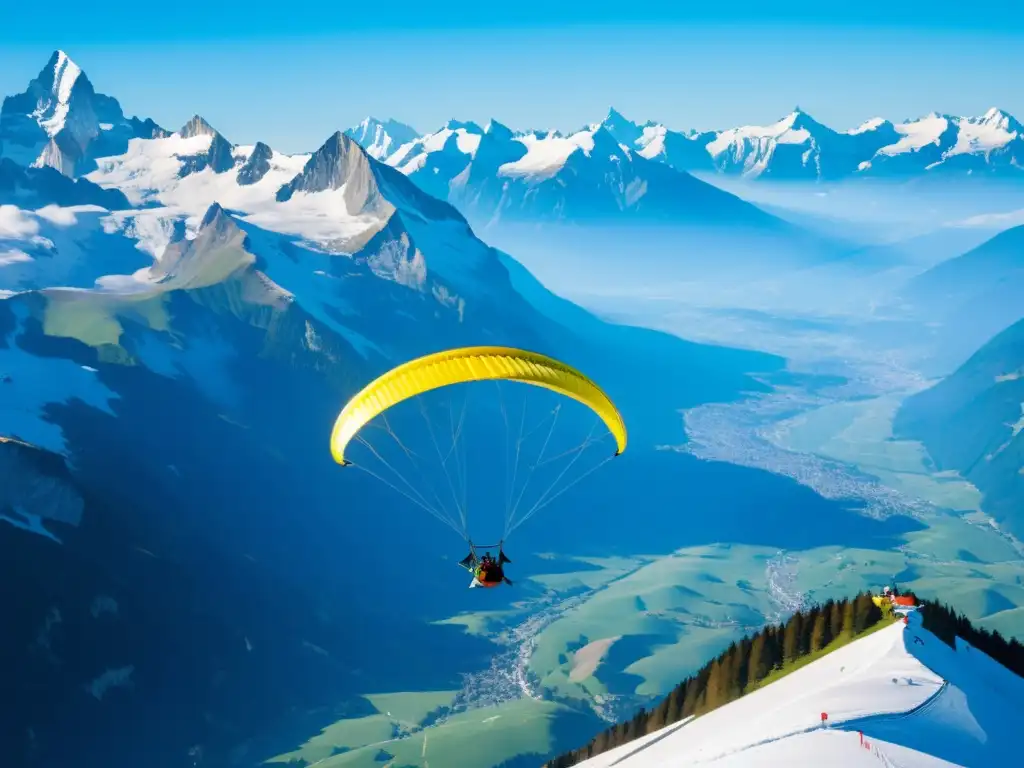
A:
[[575, 610, 1023, 767]]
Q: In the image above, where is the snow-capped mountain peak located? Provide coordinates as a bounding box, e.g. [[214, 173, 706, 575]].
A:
[[443, 119, 483, 134], [344, 117, 419, 161], [598, 106, 644, 147], [845, 116, 890, 135], [30, 50, 86, 138], [1, 50, 172, 178], [275, 130, 392, 224], [180, 114, 222, 140], [978, 107, 1021, 133], [0, 49, 101, 174], [340, 102, 1024, 186], [484, 119, 515, 139], [946, 107, 1022, 158]]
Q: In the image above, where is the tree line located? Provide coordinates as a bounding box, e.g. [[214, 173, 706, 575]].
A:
[[544, 592, 888, 767], [913, 593, 1024, 678]]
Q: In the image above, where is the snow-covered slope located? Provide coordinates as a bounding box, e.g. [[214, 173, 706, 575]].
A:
[[574, 610, 1022, 767], [86, 119, 310, 218]]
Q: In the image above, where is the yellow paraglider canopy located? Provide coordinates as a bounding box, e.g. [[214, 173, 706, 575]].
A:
[[330, 345, 627, 466]]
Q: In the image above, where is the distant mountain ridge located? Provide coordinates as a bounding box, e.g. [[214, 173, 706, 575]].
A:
[[894, 316, 1024, 540], [355, 105, 1024, 183]]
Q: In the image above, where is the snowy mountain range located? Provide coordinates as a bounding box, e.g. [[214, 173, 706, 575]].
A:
[[351, 105, 1024, 190], [339, 115, 788, 230]]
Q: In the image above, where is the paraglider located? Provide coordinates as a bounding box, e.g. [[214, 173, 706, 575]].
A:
[[460, 543, 513, 588], [330, 346, 627, 586]]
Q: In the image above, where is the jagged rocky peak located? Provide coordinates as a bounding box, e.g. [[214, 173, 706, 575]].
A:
[[0, 49, 101, 174], [589, 124, 626, 154], [27, 51, 93, 132], [600, 106, 644, 145], [444, 119, 483, 133], [276, 131, 391, 218], [237, 141, 273, 186], [484, 119, 515, 141], [180, 115, 221, 139], [199, 201, 232, 230], [175, 116, 235, 178], [129, 116, 170, 139]]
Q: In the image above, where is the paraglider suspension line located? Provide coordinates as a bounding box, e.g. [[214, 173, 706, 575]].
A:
[[417, 396, 469, 535]]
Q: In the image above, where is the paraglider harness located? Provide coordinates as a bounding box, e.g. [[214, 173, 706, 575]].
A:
[[459, 541, 513, 587]]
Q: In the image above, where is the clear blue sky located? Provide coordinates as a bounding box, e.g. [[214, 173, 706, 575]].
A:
[[2, 1, 1023, 154]]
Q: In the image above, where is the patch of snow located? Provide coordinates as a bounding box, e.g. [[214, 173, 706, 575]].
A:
[[637, 125, 667, 158], [946, 109, 1019, 158], [89, 137, 326, 239], [242, 188, 385, 246], [707, 112, 812, 159], [87, 134, 215, 206], [102, 209, 181, 260], [388, 126, 481, 172], [877, 115, 948, 157], [498, 130, 596, 179], [845, 117, 886, 135]]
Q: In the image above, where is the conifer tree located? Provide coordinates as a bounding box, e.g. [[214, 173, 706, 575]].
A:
[[665, 683, 683, 724], [719, 643, 739, 703], [680, 677, 696, 718], [700, 658, 723, 714], [767, 625, 783, 670], [800, 606, 819, 655], [841, 598, 855, 637], [810, 611, 827, 652], [746, 631, 767, 689], [647, 693, 670, 733], [821, 601, 835, 648], [853, 592, 874, 634], [730, 638, 750, 698], [783, 613, 802, 662], [829, 600, 843, 640]]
